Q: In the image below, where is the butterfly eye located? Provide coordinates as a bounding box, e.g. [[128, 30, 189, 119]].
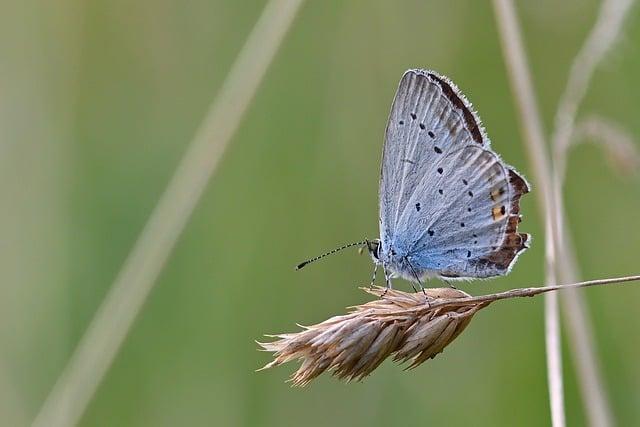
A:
[[366, 240, 381, 260]]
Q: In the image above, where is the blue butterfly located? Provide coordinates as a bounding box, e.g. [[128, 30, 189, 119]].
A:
[[298, 69, 530, 291]]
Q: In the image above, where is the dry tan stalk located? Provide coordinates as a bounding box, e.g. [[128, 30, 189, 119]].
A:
[[547, 2, 636, 426], [258, 275, 640, 386], [491, 2, 637, 425], [491, 1, 566, 424]]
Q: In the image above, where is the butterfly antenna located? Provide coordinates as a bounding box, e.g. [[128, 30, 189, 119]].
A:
[[295, 240, 368, 270]]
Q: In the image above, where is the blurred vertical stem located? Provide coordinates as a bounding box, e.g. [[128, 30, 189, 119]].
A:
[[0, 0, 79, 425], [491, 0, 565, 426], [494, 0, 635, 426], [550, 1, 635, 426], [32, 1, 305, 426]]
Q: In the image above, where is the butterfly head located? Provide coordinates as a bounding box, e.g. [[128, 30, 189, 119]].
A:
[[365, 239, 382, 264]]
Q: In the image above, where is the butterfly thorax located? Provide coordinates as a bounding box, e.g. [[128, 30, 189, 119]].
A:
[[374, 238, 434, 282]]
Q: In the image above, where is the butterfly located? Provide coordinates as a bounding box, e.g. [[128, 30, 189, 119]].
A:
[[297, 69, 530, 290]]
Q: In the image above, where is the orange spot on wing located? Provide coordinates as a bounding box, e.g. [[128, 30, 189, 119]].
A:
[[490, 188, 505, 201], [492, 206, 506, 220]]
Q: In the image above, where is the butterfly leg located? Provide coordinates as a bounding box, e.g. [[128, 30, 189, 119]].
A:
[[402, 261, 418, 292], [406, 258, 429, 303], [443, 279, 458, 290], [381, 265, 393, 297], [368, 264, 378, 289]]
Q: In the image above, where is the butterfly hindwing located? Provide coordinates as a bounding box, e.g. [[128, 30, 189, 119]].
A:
[[401, 146, 529, 278]]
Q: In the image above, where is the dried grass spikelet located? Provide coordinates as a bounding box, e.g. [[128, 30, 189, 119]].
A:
[[258, 275, 640, 386], [258, 286, 488, 386]]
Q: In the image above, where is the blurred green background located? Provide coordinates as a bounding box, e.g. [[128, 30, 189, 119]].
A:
[[2, 0, 639, 425]]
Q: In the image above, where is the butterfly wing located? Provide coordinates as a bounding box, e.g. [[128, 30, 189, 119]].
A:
[[399, 145, 530, 278], [379, 69, 529, 279]]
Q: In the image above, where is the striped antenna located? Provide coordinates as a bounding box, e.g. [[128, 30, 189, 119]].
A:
[[295, 240, 368, 270]]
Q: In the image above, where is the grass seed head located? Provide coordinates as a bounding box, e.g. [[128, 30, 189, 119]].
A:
[[258, 286, 488, 386]]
